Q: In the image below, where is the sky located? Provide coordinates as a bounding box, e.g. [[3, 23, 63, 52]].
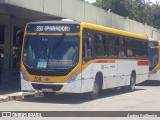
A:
[[85, 0, 160, 4]]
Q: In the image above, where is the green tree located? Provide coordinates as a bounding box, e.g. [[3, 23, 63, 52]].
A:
[[93, 0, 112, 10], [151, 3, 160, 29], [93, 0, 130, 17], [92, 0, 160, 29]]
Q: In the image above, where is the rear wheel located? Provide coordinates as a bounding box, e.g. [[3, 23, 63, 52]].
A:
[[129, 73, 136, 92], [89, 81, 100, 99], [43, 92, 56, 98]]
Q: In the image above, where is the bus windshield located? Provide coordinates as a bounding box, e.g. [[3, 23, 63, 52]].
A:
[[23, 35, 79, 69], [149, 47, 158, 69]]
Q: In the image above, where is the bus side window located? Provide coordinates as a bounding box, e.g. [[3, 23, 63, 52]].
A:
[[95, 34, 105, 57], [125, 38, 133, 58], [107, 35, 116, 57], [141, 41, 148, 59], [83, 36, 93, 59], [133, 40, 141, 59], [118, 37, 125, 58]]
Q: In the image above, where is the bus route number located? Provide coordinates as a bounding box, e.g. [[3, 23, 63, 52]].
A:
[[36, 26, 44, 32], [34, 77, 41, 82]]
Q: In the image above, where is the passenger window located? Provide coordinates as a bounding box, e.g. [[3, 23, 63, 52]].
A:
[[106, 35, 117, 57], [95, 34, 105, 57], [133, 40, 141, 59], [141, 41, 148, 59], [118, 38, 125, 58]]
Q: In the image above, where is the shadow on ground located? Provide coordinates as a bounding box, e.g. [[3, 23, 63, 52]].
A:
[[0, 87, 21, 95], [20, 87, 145, 104], [137, 80, 160, 86]]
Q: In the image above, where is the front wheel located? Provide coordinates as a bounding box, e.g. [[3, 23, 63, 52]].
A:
[[89, 81, 100, 99]]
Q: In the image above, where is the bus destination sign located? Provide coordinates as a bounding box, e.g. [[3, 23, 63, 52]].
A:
[[27, 24, 80, 33]]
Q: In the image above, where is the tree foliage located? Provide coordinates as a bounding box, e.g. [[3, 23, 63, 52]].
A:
[[92, 0, 160, 29]]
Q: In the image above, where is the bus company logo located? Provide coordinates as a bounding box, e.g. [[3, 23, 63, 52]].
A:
[[2, 112, 11, 117]]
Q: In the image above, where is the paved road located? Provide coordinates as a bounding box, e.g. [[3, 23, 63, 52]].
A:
[[1, 80, 160, 120]]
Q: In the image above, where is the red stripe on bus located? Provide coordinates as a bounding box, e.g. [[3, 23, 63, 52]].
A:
[[137, 60, 149, 66], [95, 60, 115, 63]]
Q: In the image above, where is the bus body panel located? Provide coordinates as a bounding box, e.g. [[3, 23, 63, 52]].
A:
[[149, 40, 160, 80], [21, 78, 82, 93], [21, 21, 149, 94], [21, 60, 149, 93], [149, 71, 160, 80], [81, 59, 149, 92]]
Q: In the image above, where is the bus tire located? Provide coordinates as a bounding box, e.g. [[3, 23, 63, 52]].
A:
[[43, 92, 56, 98], [129, 73, 136, 92], [89, 80, 100, 99]]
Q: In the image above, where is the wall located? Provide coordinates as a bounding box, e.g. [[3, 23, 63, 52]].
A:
[[64, 0, 160, 39], [2, 0, 160, 39]]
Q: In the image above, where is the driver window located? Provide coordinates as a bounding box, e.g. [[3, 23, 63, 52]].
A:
[[83, 37, 93, 59]]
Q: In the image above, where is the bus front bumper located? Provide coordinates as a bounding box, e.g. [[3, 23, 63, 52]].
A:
[[21, 79, 82, 93]]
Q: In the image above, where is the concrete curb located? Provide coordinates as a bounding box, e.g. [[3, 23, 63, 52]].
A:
[[0, 92, 43, 103]]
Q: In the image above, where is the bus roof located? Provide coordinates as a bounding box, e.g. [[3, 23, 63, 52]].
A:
[[81, 22, 148, 40], [28, 21, 80, 25]]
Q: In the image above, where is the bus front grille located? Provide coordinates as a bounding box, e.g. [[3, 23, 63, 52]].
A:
[[31, 83, 63, 91]]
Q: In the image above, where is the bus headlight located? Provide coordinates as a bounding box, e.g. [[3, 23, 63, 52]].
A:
[[67, 72, 79, 83], [21, 71, 30, 81]]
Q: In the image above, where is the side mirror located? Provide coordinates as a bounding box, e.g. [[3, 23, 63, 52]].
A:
[[16, 29, 24, 47]]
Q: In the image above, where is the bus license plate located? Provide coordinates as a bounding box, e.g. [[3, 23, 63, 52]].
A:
[[42, 88, 53, 92]]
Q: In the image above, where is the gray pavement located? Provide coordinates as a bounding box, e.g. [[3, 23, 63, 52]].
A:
[[1, 80, 160, 120]]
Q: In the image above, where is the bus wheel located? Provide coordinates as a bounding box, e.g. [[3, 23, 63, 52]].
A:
[[129, 73, 136, 92], [89, 80, 100, 99], [43, 92, 56, 98]]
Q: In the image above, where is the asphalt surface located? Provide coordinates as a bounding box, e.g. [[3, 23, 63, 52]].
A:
[[1, 80, 160, 120]]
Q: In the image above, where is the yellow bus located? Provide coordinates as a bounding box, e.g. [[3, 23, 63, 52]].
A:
[[149, 40, 160, 80], [21, 21, 149, 99]]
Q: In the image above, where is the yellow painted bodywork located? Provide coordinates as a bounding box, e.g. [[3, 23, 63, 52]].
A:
[[82, 22, 148, 40]]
